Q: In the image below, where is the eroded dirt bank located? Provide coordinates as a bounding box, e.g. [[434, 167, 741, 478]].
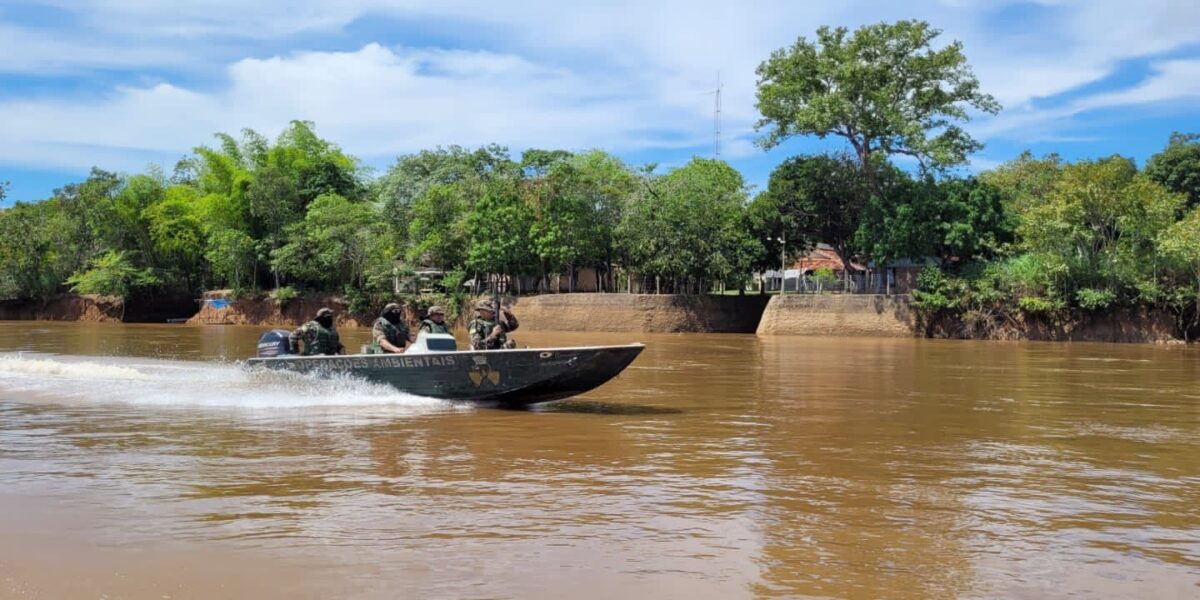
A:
[[757, 294, 1188, 343]]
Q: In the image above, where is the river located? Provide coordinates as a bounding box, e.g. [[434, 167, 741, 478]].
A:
[[0, 322, 1197, 599]]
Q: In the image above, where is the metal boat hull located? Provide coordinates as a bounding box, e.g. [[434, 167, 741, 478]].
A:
[[245, 344, 644, 406]]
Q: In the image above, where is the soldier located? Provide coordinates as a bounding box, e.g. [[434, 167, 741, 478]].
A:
[[419, 305, 452, 335], [289, 307, 345, 356], [369, 302, 411, 354], [468, 299, 519, 350]]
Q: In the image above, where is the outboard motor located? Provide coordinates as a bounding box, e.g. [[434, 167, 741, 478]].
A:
[[256, 329, 293, 358]]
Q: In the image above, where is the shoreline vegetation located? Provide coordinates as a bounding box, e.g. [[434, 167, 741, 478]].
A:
[[2, 20, 1198, 342]]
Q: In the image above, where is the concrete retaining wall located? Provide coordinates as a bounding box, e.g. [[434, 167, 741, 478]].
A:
[[756, 294, 916, 337], [512, 293, 771, 333]]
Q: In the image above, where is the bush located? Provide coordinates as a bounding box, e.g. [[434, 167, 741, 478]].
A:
[[1076, 288, 1117, 311], [1017, 295, 1062, 314], [272, 286, 298, 308], [911, 267, 967, 312]]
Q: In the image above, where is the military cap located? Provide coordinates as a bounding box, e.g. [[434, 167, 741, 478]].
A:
[[427, 305, 445, 315], [475, 299, 497, 311], [316, 307, 335, 318], [382, 302, 401, 314]]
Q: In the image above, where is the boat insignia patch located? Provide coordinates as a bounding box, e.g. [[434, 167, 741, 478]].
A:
[[468, 365, 501, 387]]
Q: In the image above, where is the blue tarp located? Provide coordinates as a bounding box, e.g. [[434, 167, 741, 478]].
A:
[[205, 298, 230, 310]]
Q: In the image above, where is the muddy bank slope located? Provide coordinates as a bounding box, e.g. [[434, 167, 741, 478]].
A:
[[187, 291, 376, 328], [758, 294, 1186, 343], [0, 295, 125, 322], [512, 293, 770, 333]]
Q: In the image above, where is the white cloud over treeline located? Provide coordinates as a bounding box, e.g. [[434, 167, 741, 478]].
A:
[[0, 0, 1197, 171]]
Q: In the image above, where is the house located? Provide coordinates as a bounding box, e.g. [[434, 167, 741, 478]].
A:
[[794, 243, 867, 279]]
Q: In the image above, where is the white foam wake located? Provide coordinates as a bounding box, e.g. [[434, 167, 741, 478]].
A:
[[0, 353, 453, 411]]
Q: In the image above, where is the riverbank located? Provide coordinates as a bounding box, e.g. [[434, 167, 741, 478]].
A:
[[2, 291, 1190, 343], [513, 293, 770, 333], [185, 291, 771, 333], [757, 294, 1188, 343]]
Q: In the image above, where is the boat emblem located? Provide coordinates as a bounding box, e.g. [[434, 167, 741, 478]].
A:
[[468, 365, 501, 387], [539, 351, 553, 359]]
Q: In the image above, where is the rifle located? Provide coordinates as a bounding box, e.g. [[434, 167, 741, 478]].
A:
[[488, 273, 505, 347]]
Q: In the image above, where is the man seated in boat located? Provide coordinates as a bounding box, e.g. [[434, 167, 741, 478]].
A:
[[419, 305, 452, 335], [289, 307, 345, 356], [368, 302, 412, 354], [468, 299, 518, 350]]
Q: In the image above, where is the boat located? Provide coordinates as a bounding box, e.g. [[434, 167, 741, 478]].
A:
[[246, 331, 644, 407]]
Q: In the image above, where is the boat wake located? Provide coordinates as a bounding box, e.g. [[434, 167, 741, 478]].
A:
[[0, 352, 453, 411]]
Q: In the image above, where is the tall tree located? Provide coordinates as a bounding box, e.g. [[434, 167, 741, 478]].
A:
[[755, 20, 999, 179], [1145, 132, 1200, 209], [762, 153, 872, 283]]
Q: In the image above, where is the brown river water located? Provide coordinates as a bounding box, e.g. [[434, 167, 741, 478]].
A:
[[0, 321, 1197, 599]]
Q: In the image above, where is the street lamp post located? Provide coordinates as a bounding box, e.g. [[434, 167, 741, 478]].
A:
[[780, 232, 787, 295]]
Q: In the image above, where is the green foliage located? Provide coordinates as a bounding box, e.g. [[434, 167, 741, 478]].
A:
[[856, 175, 1012, 266], [617, 158, 759, 290], [1145, 132, 1200, 208], [272, 285, 298, 308], [812, 266, 837, 286], [755, 20, 999, 173], [1016, 296, 1061, 315], [205, 228, 256, 291], [271, 193, 393, 291], [762, 153, 872, 272], [66, 250, 158, 298], [1075, 288, 1116, 311], [911, 267, 967, 312], [465, 177, 535, 275]]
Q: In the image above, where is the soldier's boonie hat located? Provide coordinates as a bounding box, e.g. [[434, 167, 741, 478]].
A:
[[427, 305, 445, 315], [316, 307, 334, 318], [475, 299, 496, 311], [383, 302, 401, 313]]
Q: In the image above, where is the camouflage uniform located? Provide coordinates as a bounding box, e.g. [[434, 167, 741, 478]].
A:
[[420, 319, 453, 335], [419, 305, 452, 335], [289, 309, 344, 356], [468, 300, 518, 350], [369, 317, 410, 354]]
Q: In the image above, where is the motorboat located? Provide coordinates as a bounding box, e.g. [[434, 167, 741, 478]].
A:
[[246, 331, 644, 407]]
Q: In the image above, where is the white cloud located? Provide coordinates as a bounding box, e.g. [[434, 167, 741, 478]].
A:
[[0, 43, 722, 171], [0, 0, 1197, 173]]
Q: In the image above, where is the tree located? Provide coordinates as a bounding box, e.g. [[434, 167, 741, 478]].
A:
[[66, 250, 158, 299], [618, 158, 758, 292], [1157, 207, 1200, 337], [205, 228, 256, 291], [375, 144, 512, 247], [406, 184, 470, 269], [762, 154, 872, 284], [1017, 156, 1182, 304], [146, 185, 206, 289], [465, 177, 536, 285], [855, 176, 1012, 268], [534, 151, 636, 291], [755, 20, 999, 179], [271, 194, 392, 291], [1145, 132, 1200, 209]]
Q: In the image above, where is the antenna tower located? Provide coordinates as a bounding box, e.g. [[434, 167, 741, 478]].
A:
[[713, 72, 723, 159]]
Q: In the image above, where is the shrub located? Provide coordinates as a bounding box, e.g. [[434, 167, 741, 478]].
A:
[[272, 286, 298, 308], [1017, 295, 1062, 314], [1076, 288, 1117, 311]]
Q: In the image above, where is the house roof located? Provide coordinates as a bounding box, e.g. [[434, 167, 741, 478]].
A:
[[791, 244, 867, 273]]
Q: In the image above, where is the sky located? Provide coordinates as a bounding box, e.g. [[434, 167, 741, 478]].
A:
[[1, 0, 1198, 205]]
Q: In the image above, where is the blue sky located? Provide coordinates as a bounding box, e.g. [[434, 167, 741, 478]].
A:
[[1, 0, 1198, 205]]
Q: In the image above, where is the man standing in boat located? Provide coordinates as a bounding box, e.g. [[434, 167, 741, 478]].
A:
[[289, 307, 345, 356], [419, 305, 452, 335], [368, 302, 412, 354], [468, 299, 518, 350]]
